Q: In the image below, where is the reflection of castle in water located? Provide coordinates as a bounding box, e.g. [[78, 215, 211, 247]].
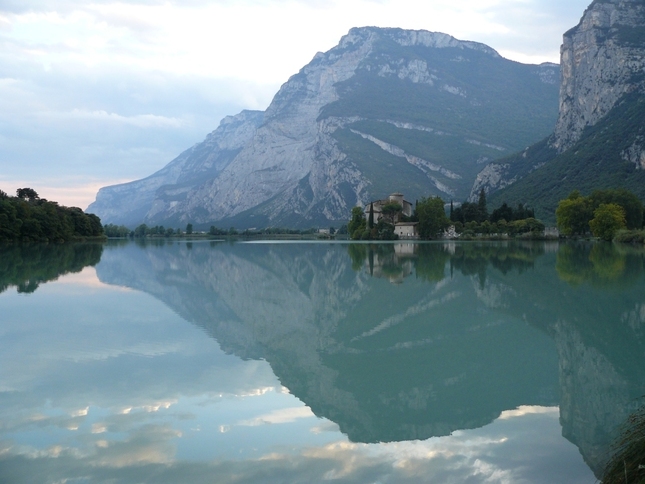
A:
[[361, 243, 417, 284], [96, 240, 645, 478]]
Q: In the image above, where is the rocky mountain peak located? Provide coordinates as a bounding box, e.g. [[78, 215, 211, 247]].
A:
[[89, 27, 559, 229], [341, 27, 500, 56], [553, 0, 645, 151]]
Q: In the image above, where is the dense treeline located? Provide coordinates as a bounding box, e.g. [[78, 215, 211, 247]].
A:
[[106, 222, 330, 238], [0, 242, 103, 294], [555, 188, 644, 241], [210, 226, 324, 236], [347, 190, 545, 240], [0, 188, 103, 243], [449, 189, 544, 238]]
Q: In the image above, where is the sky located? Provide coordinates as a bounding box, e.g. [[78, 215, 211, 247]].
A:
[[0, 0, 592, 209]]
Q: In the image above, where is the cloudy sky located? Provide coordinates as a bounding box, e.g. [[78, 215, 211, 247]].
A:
[[0, 0, 592, 209]]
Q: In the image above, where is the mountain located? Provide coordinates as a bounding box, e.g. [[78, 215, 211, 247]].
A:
[[88, 27, 559, 229], [473, 0, 645, 222]]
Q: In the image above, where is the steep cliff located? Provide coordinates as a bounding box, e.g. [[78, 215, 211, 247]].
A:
[[89, 27, 559, 229], [474, 0, 645, 219], [554, 0, 645, 152]]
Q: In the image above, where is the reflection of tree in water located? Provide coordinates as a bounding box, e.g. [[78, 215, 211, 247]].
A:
[[414, 244, 450, 282], [601, 400, 645, 484], [556, 242, 645, 288], [0, 243, 103, 294], [347, 244, 368, 272], [449, 242, 546, 289], [347, 243, 413, 282], [348, 242, 547, 286]]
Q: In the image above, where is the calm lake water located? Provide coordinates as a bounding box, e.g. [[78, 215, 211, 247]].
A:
[[1, 239, 644, 483]]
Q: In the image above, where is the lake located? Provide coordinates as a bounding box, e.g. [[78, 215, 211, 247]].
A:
[[1, 239, 644, 483]]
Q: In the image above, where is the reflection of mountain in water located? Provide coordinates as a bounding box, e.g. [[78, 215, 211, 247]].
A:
[[0, 243, 103, 294], [96, 240, 645, 476]]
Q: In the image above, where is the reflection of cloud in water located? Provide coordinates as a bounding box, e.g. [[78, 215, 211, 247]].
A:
[[498, 405, 558, 420], [237, 406, 315, 427], [0, 406, 593, 484], [310, 421, 340, 434]]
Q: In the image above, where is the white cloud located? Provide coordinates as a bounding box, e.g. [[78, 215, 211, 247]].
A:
[[41, 109, 186, 128]]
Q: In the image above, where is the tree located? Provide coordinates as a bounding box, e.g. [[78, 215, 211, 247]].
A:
[[16, 187, 39, 201], [348, 206, 365, 239], [416, 197, 449, 239], [556, 191, 592, 235], [103, 224, 130, 238], [381, 202, 402, 224], [490, 202, 513, 223], [368, 203, 374, 229], [186, 223, 193, 235], [477, 188, 488, 222], [556, 189, 643, 236], [134, 224, 148, 237], [461, 201, 481, 223], [589, 203, 626, 241], [589, 188, 643, 230]]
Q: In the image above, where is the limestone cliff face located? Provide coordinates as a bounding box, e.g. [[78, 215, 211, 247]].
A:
[[89, 27, 558, 228], [553, 0, 645, 152], [470, 0, 645, 204], [88, 110, 264, 226]]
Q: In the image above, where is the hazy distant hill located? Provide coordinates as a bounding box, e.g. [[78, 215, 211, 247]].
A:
[[89, 27, 559, 229], [474, 0, 645, 222]]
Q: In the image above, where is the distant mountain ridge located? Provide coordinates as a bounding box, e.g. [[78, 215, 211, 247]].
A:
[[474, 0, 645, 221], [88, 27, 559, 228]]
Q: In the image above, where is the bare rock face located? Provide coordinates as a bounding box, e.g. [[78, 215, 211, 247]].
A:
[[89, 110, 264, 226], [469, 162, 518, 201], [553, 0, 645, 152], [468, 0, 645, 205], [89, 27, 559, 228]]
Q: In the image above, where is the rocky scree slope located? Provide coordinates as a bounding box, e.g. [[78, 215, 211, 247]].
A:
[[89, 27, 559, 229]]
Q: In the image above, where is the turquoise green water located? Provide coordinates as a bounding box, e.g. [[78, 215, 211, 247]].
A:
[[1, 240, 643, 483]]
